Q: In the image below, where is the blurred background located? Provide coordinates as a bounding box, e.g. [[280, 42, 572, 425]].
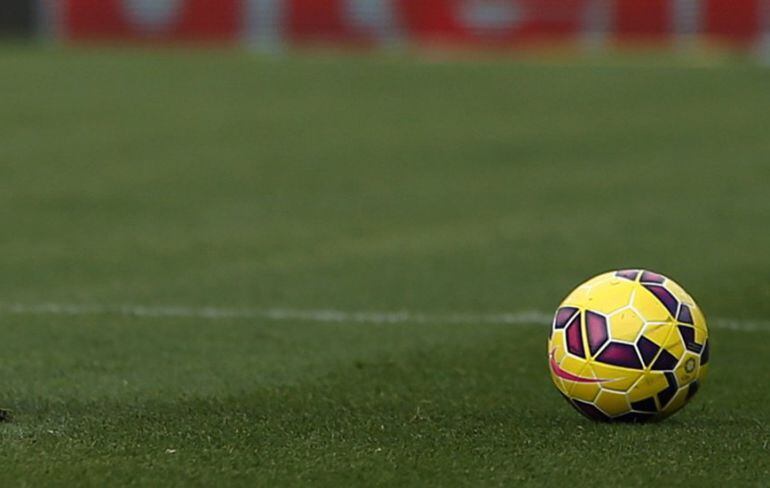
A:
[[1, 0, 768, 56]]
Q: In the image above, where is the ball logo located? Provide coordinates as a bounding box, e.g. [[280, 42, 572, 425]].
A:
[[122, 0, 183, 33], [549, 349, 610, 383], [685, 357, 696, 373]]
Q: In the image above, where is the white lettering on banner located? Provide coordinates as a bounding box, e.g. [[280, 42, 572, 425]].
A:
[[759, 0, 770, 63], [122, 0, 184, 33], [672, 0, 701, 37], [458, 0, 522, 33], [245, 0, 284, 50], [37, 0, 63, 39], [345, 0, 399, 40], [581, 0, 611, 51]]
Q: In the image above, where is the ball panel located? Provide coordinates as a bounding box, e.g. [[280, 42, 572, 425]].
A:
[[614, 412, 656, 423], [632, 286, 671, 322], [555, 352, 585, 376], [595, 389, 630, 417], [700, 339, 710, 365], [691, 305, 708, 333], [657, 328, 685, 369], [660, 386, 690, 418], [596, 342, 643, 369], [686, 381, 700, 400], [564, 315, 585, 357], [637, 336, 661, 367], [651, 349, 678, 371], [572, 399, 610, 422], [580, 272, 616, 288], [567, 363, 602, 401], [674, 352, 700, 386], [615, 269, 640, 281], [626, 372, 668, 403], [569, 382, 601, 403], [642, 323, 672, 347], [677, 325, 704, 354], [585, 311, 609, 355], [581, 279, 636, 315], [548, 331, 565, 360], [677, 304, 694, 324], [642, 284, 679, 317], [561, 272, 614, 306], [630, 396, 658, 413], [692, 326, 708, 348], [698, 363, 709, 382], [640, 271, 665, 284], [553, 306, 578, 329], [662, 277, 697, 306], [561, 287, 589, 307], [656, 372, 678, 408], [608, 308, 645, 342], [550, 372, 568, 396]]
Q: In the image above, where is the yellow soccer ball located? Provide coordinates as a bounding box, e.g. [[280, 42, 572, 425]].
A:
[[547, 270, 709, 422]]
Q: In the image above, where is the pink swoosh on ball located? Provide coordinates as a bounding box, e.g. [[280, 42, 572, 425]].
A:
[[549, 349, 611, 383]]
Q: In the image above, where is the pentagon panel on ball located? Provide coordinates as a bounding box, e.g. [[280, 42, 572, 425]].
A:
[[547, 269, 709, 422]]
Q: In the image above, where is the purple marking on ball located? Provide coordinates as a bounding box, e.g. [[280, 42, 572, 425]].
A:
[[553, 306, 578, 329], [596, 342, 642, 369], [615, 269, 639, 281], [640, 271, 665, 283], [686, 381, 700, 400], [637, 336, 661, 367], [561, 392, 586, 417], [701, 339, 710, 365], [565, 316, 585, 357], [651, 349, 678, 371], [643, 284, 679, 317], [614, 412, 655, 423], [657, 372, 678, 407], [585, 311, 608, 355], [572, 400, 609, 422], [677, 325, 703, 353], [677, 325, 694, 344], [631, 397, 658, 413], [677, 304, 693, 324]]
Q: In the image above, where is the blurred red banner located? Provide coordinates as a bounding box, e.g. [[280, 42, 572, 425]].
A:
[[400, 0, 590, 45], [705, 0, 762, 44], [61, 0, 241, 41], [613, 0, 671, 40], [54, 0, 766, 47]]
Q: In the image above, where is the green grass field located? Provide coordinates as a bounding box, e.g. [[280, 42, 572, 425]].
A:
[[0, 46, 769, 486]]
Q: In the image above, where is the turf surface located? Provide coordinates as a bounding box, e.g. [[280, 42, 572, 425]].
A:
[[0, 46, 769, 486]]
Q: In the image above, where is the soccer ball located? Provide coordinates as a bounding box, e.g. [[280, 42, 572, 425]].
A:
[[547, 270, 709, 422]]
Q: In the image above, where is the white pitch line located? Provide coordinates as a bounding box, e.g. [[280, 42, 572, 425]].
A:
[[0, 303, 767, 332], [0, 302, 552, 326]]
